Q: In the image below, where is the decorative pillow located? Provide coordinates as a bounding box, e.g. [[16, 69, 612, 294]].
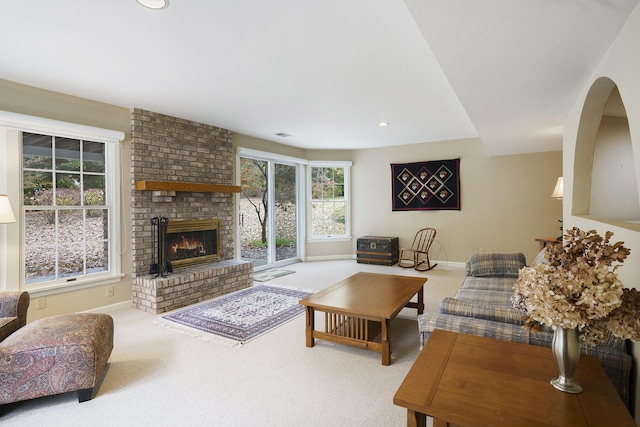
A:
[[467, 252, 526, 278]]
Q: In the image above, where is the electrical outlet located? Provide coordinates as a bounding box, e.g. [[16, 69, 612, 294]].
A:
[[480, 247, 487, 253], [106, 285, 114, 298], [435, 245, 442, 253], [36, 297, 46, 310]]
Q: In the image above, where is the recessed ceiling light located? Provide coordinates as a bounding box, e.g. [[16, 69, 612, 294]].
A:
[[377, 122, 390, 127], [136, 0, 168, 9]]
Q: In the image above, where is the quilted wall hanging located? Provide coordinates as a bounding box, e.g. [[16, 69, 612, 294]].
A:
[[391, 158, 460, 211]]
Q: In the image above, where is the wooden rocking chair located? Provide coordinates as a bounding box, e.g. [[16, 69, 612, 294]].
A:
[[398, 228, 438, 271]]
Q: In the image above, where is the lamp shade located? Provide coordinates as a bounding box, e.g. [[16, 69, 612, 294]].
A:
[[551, 177, 563, 200], [0, 194, 16, 223]]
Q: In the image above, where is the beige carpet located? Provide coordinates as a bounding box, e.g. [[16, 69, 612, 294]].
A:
[[1, 260, 464, 427]]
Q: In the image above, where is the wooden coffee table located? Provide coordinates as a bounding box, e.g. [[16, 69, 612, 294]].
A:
[[393, 330, 635, 427], [298, 272, 425, 365]]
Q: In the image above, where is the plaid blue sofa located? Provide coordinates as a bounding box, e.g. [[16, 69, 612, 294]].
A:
[[418, 252, 633, 407]]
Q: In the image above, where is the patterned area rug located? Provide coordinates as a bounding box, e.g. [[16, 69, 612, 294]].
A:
[[253, 269, 295, 282], [159, 285, 313, 345]]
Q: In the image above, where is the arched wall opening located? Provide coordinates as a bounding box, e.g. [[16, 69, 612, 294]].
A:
[[573, 77, 640, 230]]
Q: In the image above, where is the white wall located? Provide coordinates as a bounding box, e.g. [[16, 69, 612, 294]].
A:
[[350, 138, 562, 264], [564, 4, 640, 422], [590, 115, 640, 221]]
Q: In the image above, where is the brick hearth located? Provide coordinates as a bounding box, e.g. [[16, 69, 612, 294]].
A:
[[133, 260, 251, 314]]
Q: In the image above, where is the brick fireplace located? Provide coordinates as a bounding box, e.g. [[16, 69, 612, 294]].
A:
[[130, 109, 252, 314]]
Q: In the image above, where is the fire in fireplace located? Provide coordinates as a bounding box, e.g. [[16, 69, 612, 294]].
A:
[[165, 218, 220, 269]]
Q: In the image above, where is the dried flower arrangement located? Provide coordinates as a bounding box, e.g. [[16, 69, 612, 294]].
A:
[[513, 227, 640, 345]]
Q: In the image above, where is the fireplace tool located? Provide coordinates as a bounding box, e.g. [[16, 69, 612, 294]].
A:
[[150, 217, 159, 276], [150, 217, 172, 277]]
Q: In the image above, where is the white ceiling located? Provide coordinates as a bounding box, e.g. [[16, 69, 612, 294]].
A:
[[0, 0, 637, 155]]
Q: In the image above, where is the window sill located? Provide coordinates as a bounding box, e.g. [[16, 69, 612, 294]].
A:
[[25, 273, 126, 298], [307, 236, 352, 243]]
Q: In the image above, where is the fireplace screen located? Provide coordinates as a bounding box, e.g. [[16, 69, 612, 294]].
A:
[[165, 219, 220, 269]]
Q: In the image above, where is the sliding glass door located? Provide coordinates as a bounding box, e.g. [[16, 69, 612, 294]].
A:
[[239, 152, 301, 269], [274, 163, 297, 262], [240, 158, 269, 266]]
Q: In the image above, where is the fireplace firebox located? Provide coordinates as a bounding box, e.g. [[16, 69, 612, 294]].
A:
[[165, 218, 220, 269]]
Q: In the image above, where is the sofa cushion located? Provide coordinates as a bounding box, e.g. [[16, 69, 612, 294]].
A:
[[467, 252, 526, 278], [459, 276, 516, 293], [439, 297, 525, 325], [419, 312, 531, 345], [455, 288, 515, 308]]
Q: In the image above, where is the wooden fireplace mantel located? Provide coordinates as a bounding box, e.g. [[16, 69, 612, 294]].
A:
[[135, 180, 241, 193]]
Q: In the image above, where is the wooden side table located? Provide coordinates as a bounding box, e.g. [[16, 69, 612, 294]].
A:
[[535, 237, 559, 252], [393, 330, 635, 427]]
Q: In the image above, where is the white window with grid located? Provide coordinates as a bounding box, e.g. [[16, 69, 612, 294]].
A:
[[0, 111, 124, 293], [307, 161, 351, 240]]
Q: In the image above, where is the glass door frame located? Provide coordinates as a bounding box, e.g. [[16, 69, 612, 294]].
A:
[[236, 148, 306, 270]]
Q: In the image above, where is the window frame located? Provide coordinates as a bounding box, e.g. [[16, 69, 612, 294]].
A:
[[0, 111, 124, 295], [306, 160, 352, 241]]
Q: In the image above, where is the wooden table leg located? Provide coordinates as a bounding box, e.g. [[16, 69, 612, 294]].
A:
[[305, 306, 315, 347], [405, 285, 425, 314], [406, 410, 427, 427], [433, 417, 450, 427], [382, 318, 391, 365]]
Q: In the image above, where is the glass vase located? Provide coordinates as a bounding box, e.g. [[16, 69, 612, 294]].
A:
[[550, 326, 583, 393]]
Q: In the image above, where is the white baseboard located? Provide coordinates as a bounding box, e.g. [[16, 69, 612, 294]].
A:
[[305, 254, 354, 262], [432, 260, 466, 269], [83, 300, 133, 314], [305, 255, 465, 270]]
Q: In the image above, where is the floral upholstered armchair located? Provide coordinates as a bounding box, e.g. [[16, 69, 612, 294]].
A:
[[0, 291, 29, 342]]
